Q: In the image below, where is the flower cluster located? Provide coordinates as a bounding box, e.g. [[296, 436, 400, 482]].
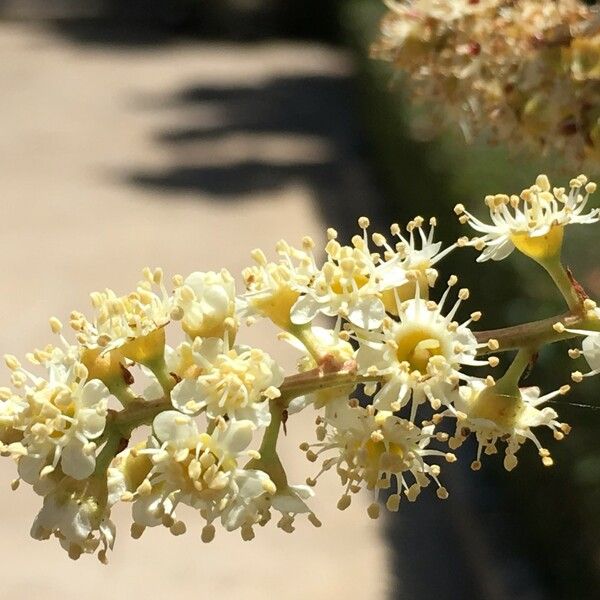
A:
[[372, 0, 600, 166], [1, 173, 598, 562]]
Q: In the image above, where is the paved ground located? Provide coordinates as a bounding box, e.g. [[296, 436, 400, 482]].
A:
[[0, 23, 389, 599]]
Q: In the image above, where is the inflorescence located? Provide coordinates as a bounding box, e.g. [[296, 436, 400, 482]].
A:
[[1, 173, 599, 562], [372, 0, 600, 167]]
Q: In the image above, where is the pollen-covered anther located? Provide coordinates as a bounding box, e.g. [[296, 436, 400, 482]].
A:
[[49, 317, 63, 334], [436, 487, 449, 500], [571, 370, 583, 383], [539, 448, 554, 467], [4, 355, 21, 371], [487, 338, 499, 351], [488, 356, 499, 367], [367, 503, 380, 519], [553, 323, 566, 333], [131, 523, 146, 539], [337, 495, 351, 511]]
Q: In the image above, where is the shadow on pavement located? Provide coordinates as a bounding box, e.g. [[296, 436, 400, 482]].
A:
[[126, 73, 389, 240]]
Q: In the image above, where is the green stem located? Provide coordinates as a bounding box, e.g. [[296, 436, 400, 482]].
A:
[[259, 400, 283, 458], [288, 325, 322, 363], [247, 399, 288, 489], [94, 427, 126, 475], [112, 398, 170, 435], [279, 369, 382, 403], [145, 356, 176, 395], [494, 347, 535, 394], [539, 257, 581, 312], [106, 379, 139, 407]]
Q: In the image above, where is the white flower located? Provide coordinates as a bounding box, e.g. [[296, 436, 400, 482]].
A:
[[242, 239, 317, 329], [445, 379, 570, 471], [118, 411, 273, 540], [356, 279, 486, 420], [30, 475, 116, 562], [3, 348, 110, 484], [170, 338, 284, 426], [372, 217, 459, 303], [304, 402, 451, 513], [565, 308, 600, 382], [291, 216, 458, 329], [69, 267, 175, 359], [291, 222, 384, 330], [174, 269, 237, 339], [455, 174, 599, 262]]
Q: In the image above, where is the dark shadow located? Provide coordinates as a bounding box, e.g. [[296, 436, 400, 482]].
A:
[[125, 73, 390, 241], [44, 1, 340, 47]]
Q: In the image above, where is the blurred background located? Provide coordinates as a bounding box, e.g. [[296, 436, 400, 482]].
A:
[[0, 1, 599, 598]]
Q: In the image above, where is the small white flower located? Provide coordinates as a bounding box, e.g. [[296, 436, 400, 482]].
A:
[[3, 348, 110, 484], [291, 225, 384, 330], [170, 338, 284, 426], [304, 402, 450, 512], [69, 267, 175, 357], [242, 239, 317, 329], [30, 475, 116, 562], [445, 379, 570, 471], [174, 269, 237, 339], [372, 216, 458, 299], [356, 279, 485, 419], [119, 412, 273, 539], [456, 174, 599, 262]]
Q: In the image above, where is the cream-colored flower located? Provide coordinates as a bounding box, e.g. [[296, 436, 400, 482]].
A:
[[242, 239, 317, 329], [69, 267, 176, 362], [3, 347, 109, 484], [375, 217, 457, 288], [304, 402, 451, 513], [117, 412, 273, 540], [445, 379, 570, 471], [31, 475, 117, 562], [356, 278, 486, 420], [565, 307, 600, 381], [291, 224, 384, 330], [170, 338, 284, 426], [373, 1, 598, 166], [174, 270, 237, 340], [220, 479, 319, 537], [456, 174, 599, 262]]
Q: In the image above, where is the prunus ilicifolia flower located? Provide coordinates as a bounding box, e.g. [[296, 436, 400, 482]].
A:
[[372, 0, 600, 167], [1, 173, 599, 562]]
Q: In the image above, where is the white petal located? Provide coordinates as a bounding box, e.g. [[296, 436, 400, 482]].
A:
[[217, 420, 255, 455], [61, 441, 96, 479], [80, 380, 110, 409], [290, 295, 320, 325], [153, 410, 198, 445], [347, 298, 385, 330], [171, 379, 206, 415]]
